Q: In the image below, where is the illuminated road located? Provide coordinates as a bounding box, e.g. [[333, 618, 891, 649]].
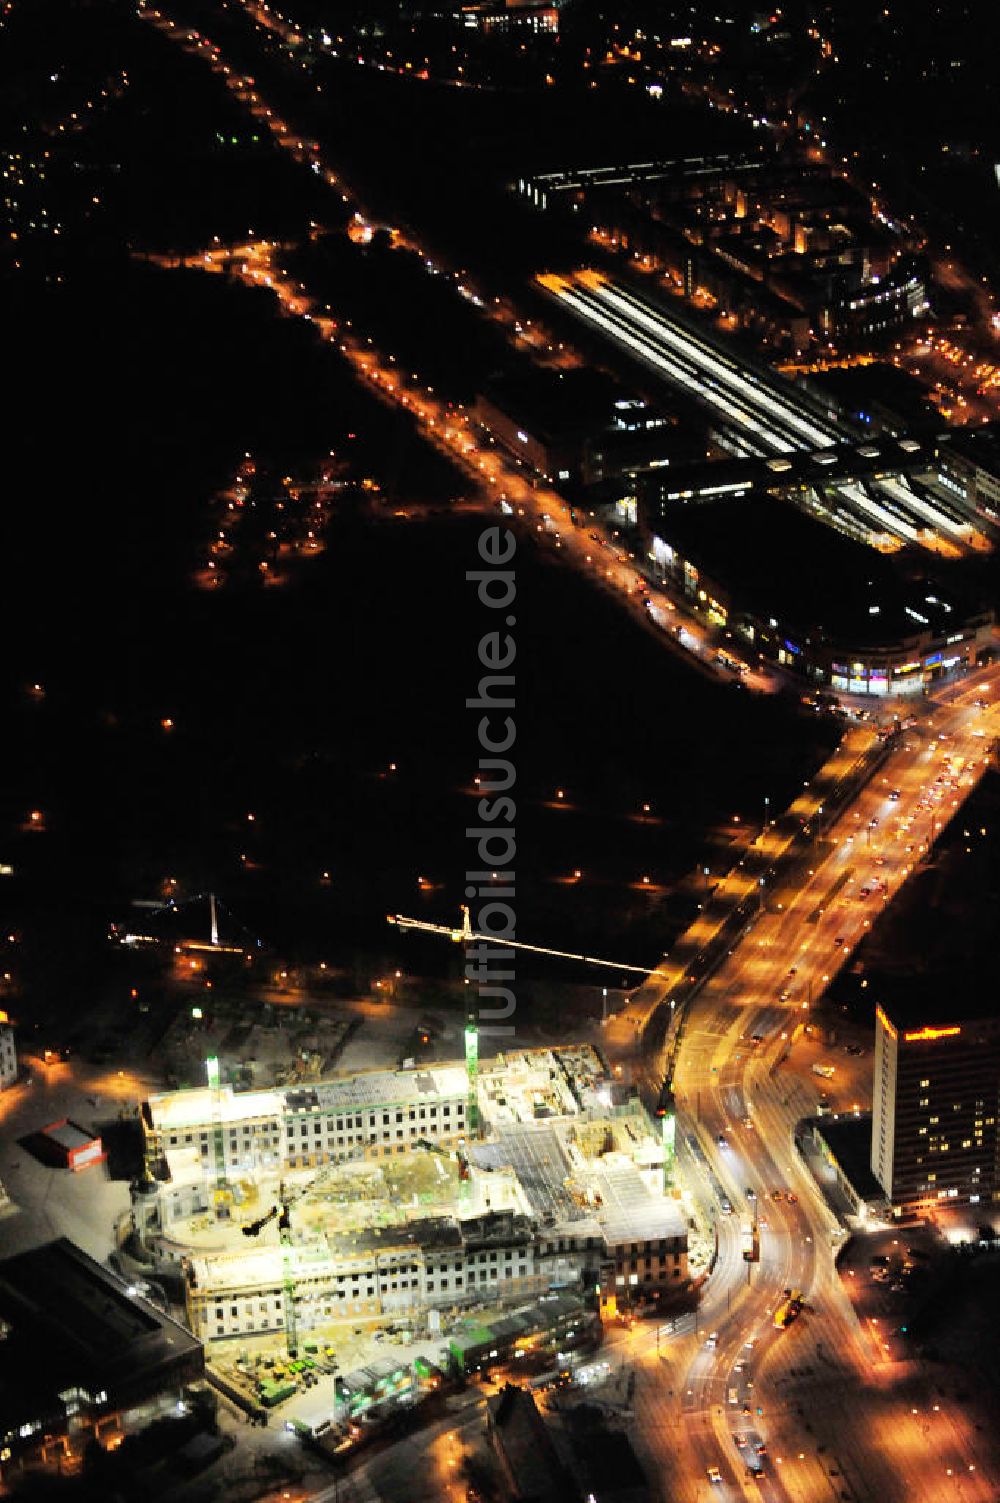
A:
[[148, 231, 777, 694], [606, 669, 1000, 1502], [138, 4, 792, 702]]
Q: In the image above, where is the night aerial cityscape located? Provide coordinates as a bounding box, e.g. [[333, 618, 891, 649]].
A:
[[3, 0, 1000, 1501]]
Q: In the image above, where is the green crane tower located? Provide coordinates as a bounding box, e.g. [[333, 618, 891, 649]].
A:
[[464, 1016, 479, 1138], [278, 1196, 297, 1357], [206, 1055, 229, 1214]]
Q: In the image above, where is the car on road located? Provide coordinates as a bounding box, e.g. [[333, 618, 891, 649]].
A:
[[707, 1467, 723, 1484], [834, 936, 845, 947], [720, 1197, 734, 1216], [706, 1332, 718, 1349], [740, 1429, 767, 1475], [746, 1186, 757, 1200], [771, 1189, 783, 1201], [717, 1133, 728, 1147], [888, 789, 901, 800], [785, 1192, 797, 1203]]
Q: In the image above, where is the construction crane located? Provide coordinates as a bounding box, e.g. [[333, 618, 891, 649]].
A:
[[387, 906, 673, 981], [242, 1204, 280, 1237], [112, 891, 265, 955], [388, 905, 678, 1142], [241, 1187, 297, 1355], [278, 1199, 297, 1358], [239, 1159, 367, 1356], [206, 1055, 229, 1214]]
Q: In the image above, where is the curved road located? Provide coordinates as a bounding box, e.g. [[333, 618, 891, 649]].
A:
[[620, 668, 1000, 1503]]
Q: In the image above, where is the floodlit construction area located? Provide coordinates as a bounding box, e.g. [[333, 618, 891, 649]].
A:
[[540, 271, 987, 554], [127, 1044, 691, 1424]]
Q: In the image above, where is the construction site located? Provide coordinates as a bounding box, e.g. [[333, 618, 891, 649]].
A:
[[122, 1043, 695, 1433]]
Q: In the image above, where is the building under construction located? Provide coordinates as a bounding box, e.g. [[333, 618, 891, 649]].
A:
[[135, 1045, 687, 1343], [142, 1064, 471, 1178]]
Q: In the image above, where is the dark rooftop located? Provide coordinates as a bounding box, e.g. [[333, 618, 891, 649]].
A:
[[938, 420, 1000, 478], [0, 1239, 203, 1426], [810, 1114, 886, 1208], [479, 366, 657, 445], [648, 492, 987, 650], [875, 984, 1000, 1036], [332, 1215, 463, 1256], [487, 1383, 572, 1503], [42, 1119, 97, 1152], [810, 364, 938, 434]]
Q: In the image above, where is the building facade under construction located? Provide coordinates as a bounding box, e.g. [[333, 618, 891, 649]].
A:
[[134, 1046, 689, 1342]]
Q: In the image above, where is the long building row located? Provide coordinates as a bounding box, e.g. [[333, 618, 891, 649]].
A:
[[180, 1206, 689, 1343], [143, 1065, 473, 1175]]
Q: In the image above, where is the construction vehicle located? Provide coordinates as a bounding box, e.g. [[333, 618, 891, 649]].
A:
[[414, 1136, 472, 1183], [773, 1288, 803, 1330]]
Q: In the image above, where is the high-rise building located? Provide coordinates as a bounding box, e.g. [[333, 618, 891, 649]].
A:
[[871, 999, 1000, 1209], [0, 1021, 17, 1092]]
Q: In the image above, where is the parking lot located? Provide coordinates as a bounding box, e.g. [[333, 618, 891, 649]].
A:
[[0, 1053, 146, 1261], [838, 1225, 943, 1362]]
